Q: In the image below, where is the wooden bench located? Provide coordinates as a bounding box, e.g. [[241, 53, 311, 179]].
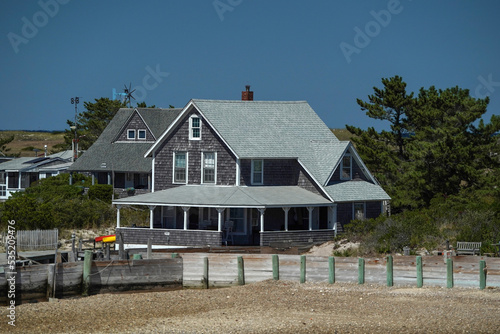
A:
[[456, 242, 482, 255]]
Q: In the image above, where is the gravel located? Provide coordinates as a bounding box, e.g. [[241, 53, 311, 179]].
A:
[[2, 280, 499, 333]]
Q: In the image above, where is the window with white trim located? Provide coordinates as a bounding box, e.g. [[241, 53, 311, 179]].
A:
[[341, 154, 352, 180], [127, 129, 136, 140], [189, 116, 201, 140], [138, 129, 146, 140], [251, 160, 263, 185], [174, 152, 187, 183], [353, 202, 365, 220], [202, 152, 216, 184]]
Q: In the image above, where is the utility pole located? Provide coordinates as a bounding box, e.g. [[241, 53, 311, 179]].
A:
[[70, 97, 80, 162]]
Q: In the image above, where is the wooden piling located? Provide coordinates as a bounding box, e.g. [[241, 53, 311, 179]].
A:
[[46, 264, 55, 299], [329, 256, 335, 284], [203, 256, 209, 289], [300, 255, 306, 283], [386, 255, 393, 287], [272, 254, 279, 280], [237, 256, 245, 285], [358, 258, 365, 284], [118, 233, 125, 260], [416, 256, 423, 288], [479, 260, 486, 290], [82, 250, 93, 296], [147, 238, 152, 259], [447, 258, 454, 288], [105, 243, 110, 260]]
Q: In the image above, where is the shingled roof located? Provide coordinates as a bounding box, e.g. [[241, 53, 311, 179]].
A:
[[69, 108, 181, 173]]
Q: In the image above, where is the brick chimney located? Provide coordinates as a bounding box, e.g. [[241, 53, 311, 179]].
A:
[[241, 85, 254, 101]]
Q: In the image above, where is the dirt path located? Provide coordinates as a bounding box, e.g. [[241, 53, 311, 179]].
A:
[[1, 280, 499, 333]]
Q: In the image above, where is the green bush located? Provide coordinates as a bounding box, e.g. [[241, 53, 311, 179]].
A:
[[88, 184, 113, 203]]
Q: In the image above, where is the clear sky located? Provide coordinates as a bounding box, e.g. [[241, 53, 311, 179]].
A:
[[1, 0, 499, 131]]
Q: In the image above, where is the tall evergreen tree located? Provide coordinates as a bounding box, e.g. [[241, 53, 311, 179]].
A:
[[346, 76, 414, 200], [58, 98, 125, 151], [348, 76, 499, 211]]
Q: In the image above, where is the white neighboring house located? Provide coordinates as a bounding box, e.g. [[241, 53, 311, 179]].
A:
[[0, 151, 72, 201]]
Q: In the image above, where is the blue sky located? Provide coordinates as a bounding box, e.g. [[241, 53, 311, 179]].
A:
[[1, 0, 499, 131]]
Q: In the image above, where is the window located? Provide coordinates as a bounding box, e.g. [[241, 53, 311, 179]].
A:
[[138, 129, 146, 140], [174, 152, 187, 183], [127, 129, 136, 140], [354, 203, 365, 220], [251, 160, 263, 184], [203, 152, 216, 184], [341, 155, 352, 180], [0, 185, 5, 197], [0, 172, 4, 184], [189, 116, 201, 140]]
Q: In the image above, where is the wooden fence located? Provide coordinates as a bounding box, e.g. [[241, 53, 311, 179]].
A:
[[8, 229, 58, 251], [1, 253, 499, 305]]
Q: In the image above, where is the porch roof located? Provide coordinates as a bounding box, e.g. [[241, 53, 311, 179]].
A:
[[113, 185, 333, 208]]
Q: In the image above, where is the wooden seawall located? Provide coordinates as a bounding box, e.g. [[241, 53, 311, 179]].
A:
[[1, 254, 499, 304]]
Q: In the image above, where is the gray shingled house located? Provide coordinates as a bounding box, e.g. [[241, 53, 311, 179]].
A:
[[67, 107, 181, 197], [0, 150, 72, 201], [112, 91, 390, 248]]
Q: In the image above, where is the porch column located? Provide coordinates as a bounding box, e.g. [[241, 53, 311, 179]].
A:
[[18, 172, 22, 189], [69, 172, 73, 185], [216, 208, 225, 232], [182, 207, 190, 230], [282, 207, 290, 231], [91, 173, 95, 185], [258, 208, 266, 233], [116, 205, 122, 228], [307, 207, 314, 231], [107, 172, 111, 185], [148, 206, 156, 229]]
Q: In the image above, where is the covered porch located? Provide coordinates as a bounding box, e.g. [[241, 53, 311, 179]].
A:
[[113, 186, 338, 247]]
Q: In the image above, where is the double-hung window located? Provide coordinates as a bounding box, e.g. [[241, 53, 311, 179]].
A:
[[127, 129, 136, 140], [174, 152, 187, 183], [203, 152, 216, 184], [189, 116, 201, 140], [251, 160, 263, 185], [341, 154, 352, 180]]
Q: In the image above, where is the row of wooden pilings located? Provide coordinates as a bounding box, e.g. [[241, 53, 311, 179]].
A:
[[80, 252, 490, 296], [192, 255, 489, 290]]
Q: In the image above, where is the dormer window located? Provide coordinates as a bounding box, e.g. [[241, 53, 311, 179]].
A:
[[189, 116, 201, 140], [127, 129, 136, 140], [341, 154, 352, 180], [138, 129, 146, 140]]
